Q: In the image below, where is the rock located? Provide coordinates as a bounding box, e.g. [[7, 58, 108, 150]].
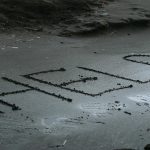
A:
[[144, 144, 150, 150], [124, 111, 132, 115]]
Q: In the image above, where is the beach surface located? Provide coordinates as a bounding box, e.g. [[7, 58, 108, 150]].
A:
[[0, 0, 150, 150], [1, 27, 150, 150]]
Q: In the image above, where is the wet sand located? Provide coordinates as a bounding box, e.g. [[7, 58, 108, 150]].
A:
[[0, 27, 150, 150]]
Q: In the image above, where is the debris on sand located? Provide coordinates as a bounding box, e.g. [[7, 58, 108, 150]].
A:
[[114, 149, 136, 150], [49, 145, 64, 148], [124, 111, 132, 115], [59, 77, 98, 86], [0, 99, 21, 111], [95, 121, 105, 124], [147, 128, 150, 132], [48, 139, 67, 148]]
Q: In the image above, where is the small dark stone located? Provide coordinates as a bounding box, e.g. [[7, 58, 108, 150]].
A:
[[12, 104, 21, 111], [147, 128, 150, 132], [67, 98, 72, 102], [114, 149, 136, 150], [26, 116, 29, 119], [123, 104, 126, 107], [82, 79, 86, 82], [117, 83, 121, 85], [124, 111, 132, 115], [129, 84, 133, 88], [96, 121, 105, 124], [60, 68, 66, 71], [93, 77, 98, 80], [93, 52, 97, 54], [31, 119, 34, 122]]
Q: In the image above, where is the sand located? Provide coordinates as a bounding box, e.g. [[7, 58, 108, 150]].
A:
[[0, 0, 150, 150], [0, 27, 150, 149]]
